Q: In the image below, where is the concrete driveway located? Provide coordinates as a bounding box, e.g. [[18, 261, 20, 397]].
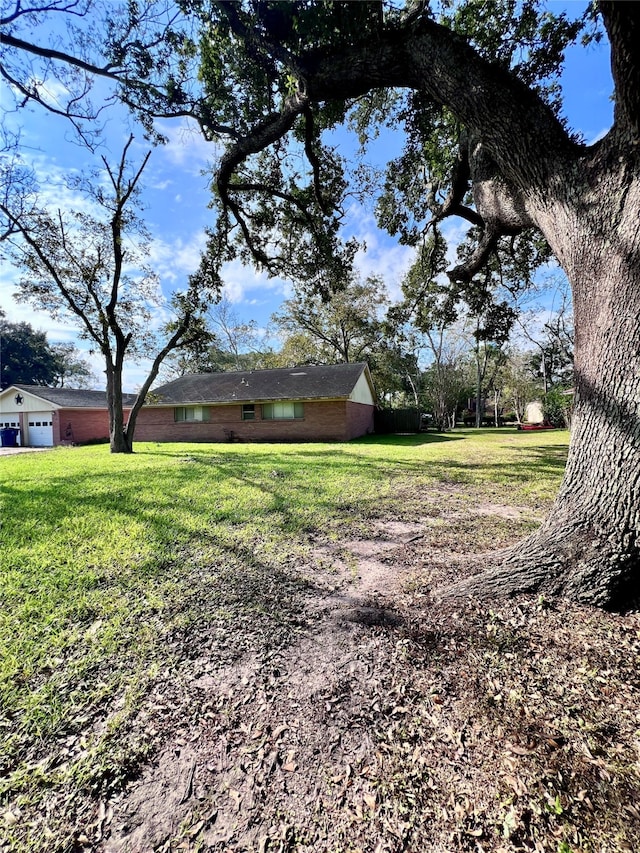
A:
[[0, 446, 52, 456]]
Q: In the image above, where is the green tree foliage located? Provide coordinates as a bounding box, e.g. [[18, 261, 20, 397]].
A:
[[270, 271, 421, 400], [270, 272, 389, 363], [0, 0, 605, 284], [0, 317, 57, 389], [261, 331, 322, 370], [370, 343, 421, 409], [164, 295, 267, 376], [543, 387, 574, 429], [394, 232, 523, 428], [181, 1, 579, 295], [0, 1, 206, 148], [0, 317, 94, 390], [389, 236, 466, 428], [49, 342, 96, 388], [421, 356, 471, 430], [517, 281, 575, 393], [529, 312, 574, 392], [498, 349, 543, 424]]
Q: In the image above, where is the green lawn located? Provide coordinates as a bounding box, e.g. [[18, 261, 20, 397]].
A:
[[0, 430, 569, 847]]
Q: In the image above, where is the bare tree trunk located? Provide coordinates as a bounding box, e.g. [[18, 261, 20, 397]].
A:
[[475, 337, 482, 429], [444, 198, 640, 608], [120, 313, 202, 453], [106, 361, 130, 454]]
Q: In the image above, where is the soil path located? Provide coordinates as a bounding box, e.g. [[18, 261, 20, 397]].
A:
[[102, 521, 425, 852]]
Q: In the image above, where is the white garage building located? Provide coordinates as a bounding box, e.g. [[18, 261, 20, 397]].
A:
[[0, 385, 135, 447]]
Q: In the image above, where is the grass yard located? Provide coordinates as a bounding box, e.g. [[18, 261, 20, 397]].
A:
[[1, 430, 639, 852]]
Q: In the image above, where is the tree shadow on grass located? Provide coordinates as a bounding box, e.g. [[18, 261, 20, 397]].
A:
[[352, 432, 464, 447], [0, 435, 569, 571]]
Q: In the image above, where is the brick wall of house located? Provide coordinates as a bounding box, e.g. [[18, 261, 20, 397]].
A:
[[346, 400, 375, 439], [134, 400, 375, 443], [55, 408, 132, 445], [52, 410, 62, 444]]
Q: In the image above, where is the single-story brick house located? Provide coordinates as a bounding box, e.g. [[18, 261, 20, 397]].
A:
[[0, 385, 135, 447], [135, 362, 376, 443]]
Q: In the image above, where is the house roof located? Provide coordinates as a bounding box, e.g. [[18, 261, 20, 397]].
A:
[[150, 363, 374, 405], [6, 385, 138, 408]]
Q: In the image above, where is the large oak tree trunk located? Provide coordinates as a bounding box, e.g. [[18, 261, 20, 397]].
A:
[[448, 169, 640, 608]]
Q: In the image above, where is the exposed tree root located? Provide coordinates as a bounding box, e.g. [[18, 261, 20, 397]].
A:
[[438, 528, 640, 613]]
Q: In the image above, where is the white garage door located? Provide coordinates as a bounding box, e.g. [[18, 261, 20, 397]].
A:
[[27, 413, 54, 446]]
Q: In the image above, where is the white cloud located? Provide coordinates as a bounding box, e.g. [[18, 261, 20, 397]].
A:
[[0, 287, 78, 340], [440, 218, 472, 266], [23, 155, 98, 215], [153, 118, 220, 174], [354, 240, 415, 303], [146, 231, 208, 285], [344, 204, 415, 300], [587, 127, 610, 146], [20, 77, 72, 112], [220, 259, 293, 306], [121, 359, 154, 394], [345, 201, 510, 302]]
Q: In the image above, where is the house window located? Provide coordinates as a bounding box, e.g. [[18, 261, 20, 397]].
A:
[[242, 404, 255, 421], [262, 402, 304, 420], [174, 406, 210, 422]]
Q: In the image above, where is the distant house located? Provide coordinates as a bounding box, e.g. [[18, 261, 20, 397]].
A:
[[0, 385, 135, 447], [135, 363, 376, 443]]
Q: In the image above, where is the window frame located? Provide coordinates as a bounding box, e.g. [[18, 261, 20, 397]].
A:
[[261, 401, 304, 420], [174, 405, 210, 423]]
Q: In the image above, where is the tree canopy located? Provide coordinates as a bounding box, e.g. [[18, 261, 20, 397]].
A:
[[271, 273, 389, 363], [1, 316, 57, 389], [0, 1, 611, 288]]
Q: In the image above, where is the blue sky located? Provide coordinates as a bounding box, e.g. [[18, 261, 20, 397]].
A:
[[0, 3, 614, 391]]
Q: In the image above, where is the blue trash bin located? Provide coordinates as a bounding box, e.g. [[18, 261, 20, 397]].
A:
[[0, 428, 19, 448]]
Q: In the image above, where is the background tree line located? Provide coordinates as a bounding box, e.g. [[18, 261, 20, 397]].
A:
[[2, 260, 574, 432], [161, 252, 575, 431], [0, 308, 95, 390]]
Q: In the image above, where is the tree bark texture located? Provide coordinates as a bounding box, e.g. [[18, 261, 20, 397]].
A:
[[106, 361, 132, 454], [444, 157, 640, 608]]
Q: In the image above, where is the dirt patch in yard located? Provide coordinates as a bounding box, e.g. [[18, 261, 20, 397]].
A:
[[87, 504, 640, 853], [101, 525, 417, 852]]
